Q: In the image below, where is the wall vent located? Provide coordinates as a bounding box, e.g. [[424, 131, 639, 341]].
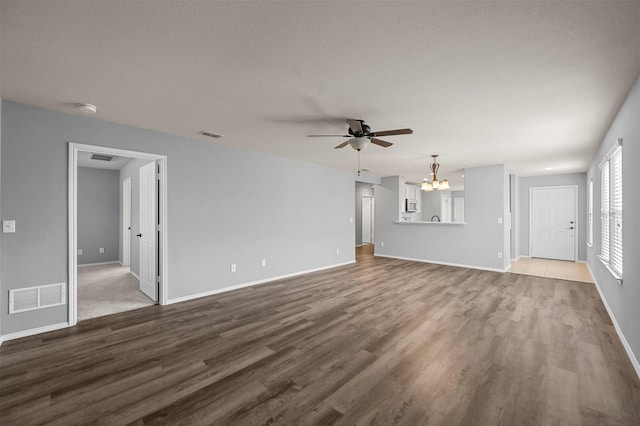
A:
[[90, 153, 115, 162], [9, 283, 66, 314]]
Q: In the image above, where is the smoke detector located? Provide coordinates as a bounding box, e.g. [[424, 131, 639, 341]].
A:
[[77, 103, 97, 114]]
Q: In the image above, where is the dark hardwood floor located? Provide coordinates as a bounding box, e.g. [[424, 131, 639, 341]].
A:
[[1, 246, 639, 425]]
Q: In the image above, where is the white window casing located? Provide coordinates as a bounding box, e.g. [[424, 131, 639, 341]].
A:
[[598, 139, 622, 281]]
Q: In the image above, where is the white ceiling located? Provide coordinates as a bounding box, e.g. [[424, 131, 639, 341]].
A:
[[1, 1, 638, 186]]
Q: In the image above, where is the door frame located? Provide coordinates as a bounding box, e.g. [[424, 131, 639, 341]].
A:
[[528, 185, 578, 261], [68, 142, 169, 326], [122, 176, 132, 267], [362, 195, 374, 244]]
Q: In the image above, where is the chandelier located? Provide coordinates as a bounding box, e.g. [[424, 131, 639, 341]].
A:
[[421, 154, 450, 191]]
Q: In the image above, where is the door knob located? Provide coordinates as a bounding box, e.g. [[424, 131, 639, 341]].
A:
[[568, 227, 574, 230], [136, 233, 142, 237]]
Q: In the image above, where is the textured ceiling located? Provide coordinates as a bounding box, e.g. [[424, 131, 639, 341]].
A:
[[1, 1, 639, 186]]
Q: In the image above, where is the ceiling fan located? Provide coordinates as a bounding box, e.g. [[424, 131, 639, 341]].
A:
[[308, 119, 413, 150]]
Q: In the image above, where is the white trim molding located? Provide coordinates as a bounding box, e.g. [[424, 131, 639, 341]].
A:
[[78, 261, 121, 267], [1, 322, 70, 343], [374, 254, 510, 273], [69, 142, 169, 328], [586, 263, 640, 380], [167, 261, 355, 305]]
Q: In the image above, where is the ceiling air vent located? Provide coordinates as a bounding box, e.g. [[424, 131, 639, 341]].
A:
[[200, 130, 223, 139], [90, 153, 116, 162]]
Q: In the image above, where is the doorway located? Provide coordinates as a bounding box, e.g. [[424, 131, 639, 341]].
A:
[[362, 195, 374, 244], [529, 186, 577, 261], [69, 143, 168, 326]]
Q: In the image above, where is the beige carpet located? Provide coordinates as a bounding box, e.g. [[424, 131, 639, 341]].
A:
[[78, 263, 155, 321]]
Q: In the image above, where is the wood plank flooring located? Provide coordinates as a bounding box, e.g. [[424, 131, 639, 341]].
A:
[[1, 248, 639, 425]]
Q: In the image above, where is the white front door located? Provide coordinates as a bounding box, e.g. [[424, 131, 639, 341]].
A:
[[530, 186, 576, 261], [139, 162, 157, 301], [362, 196, 372, 244]]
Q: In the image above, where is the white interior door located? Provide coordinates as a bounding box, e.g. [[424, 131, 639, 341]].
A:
[[139, 162, 157, 301], [530, 187, 576, 261], [362, 196, 372, 244], [122, 177, 132, 267]]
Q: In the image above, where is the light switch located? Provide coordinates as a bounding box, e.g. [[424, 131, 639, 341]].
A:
[[497, 217, 503, 224], [2, 220, 16, 233]]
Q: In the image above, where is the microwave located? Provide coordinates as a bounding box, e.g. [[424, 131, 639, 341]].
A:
[[406, 198, 418, 212]]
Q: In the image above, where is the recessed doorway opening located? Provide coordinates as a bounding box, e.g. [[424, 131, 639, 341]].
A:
[[68, 143, 168, 326]]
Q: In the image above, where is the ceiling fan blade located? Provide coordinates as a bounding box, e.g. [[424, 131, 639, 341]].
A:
[[371, 128, 413, 137], [334, 141, 350, 149], [370, 138, 393, 148], [346, 119, 363, 135], [308, 134, 351, 137]]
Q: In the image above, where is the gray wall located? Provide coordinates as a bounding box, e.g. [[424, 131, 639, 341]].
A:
[[0, 101, 355, 335], [119, 159, 154, 277], [587, 74, 639, 366], [77, 167, 120, 265], [375, 164, 510, 272], [420, 190, 450, 222], [517, 173, 587, 261], [355, 183, 374, 246]]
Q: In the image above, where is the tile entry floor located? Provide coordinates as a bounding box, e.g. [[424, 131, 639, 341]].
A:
[[508, 257, 593, 283]]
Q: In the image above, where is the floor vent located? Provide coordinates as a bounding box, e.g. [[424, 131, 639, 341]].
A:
[[9, 283, 66, 314]]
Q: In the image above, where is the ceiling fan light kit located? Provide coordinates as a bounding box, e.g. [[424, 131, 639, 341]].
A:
[[308, 119, 413, 150], [347, 137, 370, 151], [308, 118, 414, 176], [77, 103, 97, 114]]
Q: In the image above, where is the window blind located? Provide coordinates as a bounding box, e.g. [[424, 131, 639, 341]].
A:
[[610, 148, 622, 275], [587, 179, 593, 246], [600, 161, 609, 261]]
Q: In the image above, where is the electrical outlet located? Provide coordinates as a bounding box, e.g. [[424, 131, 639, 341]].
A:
[[497, 217, 503, 224], [77, 249, 83, 256], [231, 264, 237, 273], [349, 217, 353, 223], [380, 242, 384, 247], [99, 248, 105, 254], [261, 258, 266, 267], [2, 220, 15, 233], [497, 252, 503, 259], [336, 248, 340, 255]]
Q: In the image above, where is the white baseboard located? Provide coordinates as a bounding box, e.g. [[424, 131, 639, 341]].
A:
[[167, 260, 356, 305], [587, 263, 640, 380], [78, 260, 120, 267], [130, 271, 140, 280], [511, 255, 528, 262], [1, 322, 70, 344], [374, 254, 509, 273]]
